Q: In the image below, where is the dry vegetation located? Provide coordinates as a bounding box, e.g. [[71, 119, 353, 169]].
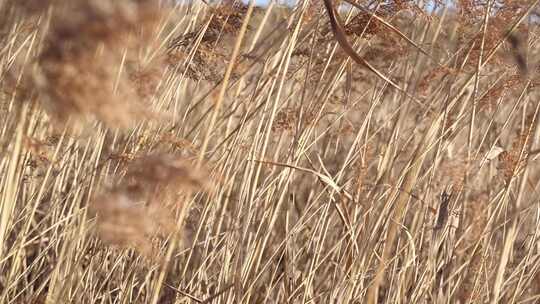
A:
[[2, 0, 540, 303]]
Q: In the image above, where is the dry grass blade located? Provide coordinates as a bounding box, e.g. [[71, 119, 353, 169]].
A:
[[343, 0, 442, 66], [150, 3, 255, 304], [322, 0, 426, 108], [251, 158, 354, 201], [366, 113, 442, 304], [4, 0, 540, 303]]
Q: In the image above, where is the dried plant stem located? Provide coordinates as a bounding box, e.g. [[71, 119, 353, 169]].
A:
[[149, 2, 255, 304], [365, 117, 441, 304], [491, 100, 540, 303], [322, 0, 426, 109], [5, 1, 540, 303], [467, 0, 491, 180], [0, 102, 27, 265], [196, 3, 254, 168]]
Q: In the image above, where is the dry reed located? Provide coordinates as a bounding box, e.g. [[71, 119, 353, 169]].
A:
[[1, 0, 540, 303]]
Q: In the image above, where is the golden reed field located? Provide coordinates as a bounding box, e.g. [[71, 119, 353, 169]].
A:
[[1, 0, 540, 303]]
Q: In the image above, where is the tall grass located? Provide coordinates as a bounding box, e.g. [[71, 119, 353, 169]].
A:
[[1, 0, 540, 303]]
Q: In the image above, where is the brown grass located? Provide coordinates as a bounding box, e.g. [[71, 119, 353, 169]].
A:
[[2, 0, 540, 303]]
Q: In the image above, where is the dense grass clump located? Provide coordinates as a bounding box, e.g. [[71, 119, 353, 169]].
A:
[[1, 0, 540, 303]]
